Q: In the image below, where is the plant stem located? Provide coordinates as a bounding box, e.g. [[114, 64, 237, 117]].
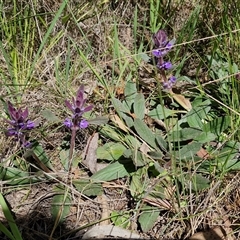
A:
[[68, 128, 76, 177]]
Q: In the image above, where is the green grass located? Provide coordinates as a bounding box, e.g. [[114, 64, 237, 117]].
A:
[[0, 0, 240, 239]]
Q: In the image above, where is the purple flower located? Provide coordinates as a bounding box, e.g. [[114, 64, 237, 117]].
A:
[[64, 85, 93, 130], [65, 85, 93, 118], [152, 30, 168, 48], [79, 119, 89, 129], [152, 30, 175, 58], [151, 29, 177, 89], [157, 61, 173, 70], [4, 101, 35, 147], [163, 76, 177, 89]]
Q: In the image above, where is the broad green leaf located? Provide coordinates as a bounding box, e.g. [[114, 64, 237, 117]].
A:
[[133, 93, 145, 120], [148, 105, 176, 120], [0, 167, 39, 185], [13, 156, 29, 171], [124, 81, 137, 108], [111, 211, 131, 228], [41, 109, 60, 122], [205, 116, 230, 135], [216, 141, 240, 170], [139, 207, 160, 232], [139, 52, 151, 62], [88, 116, 109, 125], [186, 174, 210, 192], [186, 105, 211, 129], [51, 185, 71, 224], [112, 97, 134, 127], [134, 118, 158, 149], [124, 81, 137, 99], [130, 167, 149, 199], [112, 97, 130, 113], [155, 133, 168, 151], [99, 125, 123, 142], [73, 179, 103, 196], [0, 193, 23, 240], [169, 128, 202, 142], [124, 135, 141, 149], [148, 162, 168, 177], [31, 142, 53, 169], [225, 158, 240, 171], [148, 151, 163, 160], [97, 142, 126, 161], [177, 142, 202, 160], [59, 149, 69, 171], [132, 150, 150, 167], [91, 160, 135, 181], [193, 131, 216, 143]]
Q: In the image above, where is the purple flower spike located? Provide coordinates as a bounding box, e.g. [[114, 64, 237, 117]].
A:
[[153, 30, 168, 48], [65, 85, 93, 118], [162, 76, 177, 90], [152, 30, 175, 58], [64, 85, 93, 130], [158, 61, 173, 70], [4, 101, 36, 147]]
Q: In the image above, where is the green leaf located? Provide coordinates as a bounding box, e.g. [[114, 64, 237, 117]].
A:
[[0, 193, 23, 240], [131, 150, 150, 167], [169, 128, 202, 142], [139, 53, 151, 63], [178, 142, 202, 160], [186, 105, 211, 129], [41, 109, 60, 122], [73, 179, 103, 196], [0, 222, 15, 240], [99, 125, 123, 142], [205, 116, 230, 135], [133, 93, 145, 120], [193, 131, 216, 143], [130, 167, 149, 199], [187, 174, 210, 192], [88, 116, 109, 125], [112, 97, 134, 128], [0, 167, 39, 185], [216, 141, 240, 171], [155, 133, 168, 151], [124, 81, 137, 99], [124, 135, 141, 149], [31, 142, 53, 170], [59, 149, 69, 171], [139, 206, 160, 232], [112, 97, 130, 113], [134, 118, 158, 149], [124, 81, 137, 108], [91, 160, 135, 181], [148, 105, 176, 120], [97, 142, 126, 161], [110, 211, 131, 228], [51, 185, 71, 224]]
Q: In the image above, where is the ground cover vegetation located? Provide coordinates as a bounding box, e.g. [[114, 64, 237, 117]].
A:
[[0, 0, 240, 239]]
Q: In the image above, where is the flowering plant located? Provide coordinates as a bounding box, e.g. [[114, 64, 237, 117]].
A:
[[64, 85, 93, 130], [152, 29, 176, 89], [64, 85, 93, 171], [4, 101, 35, 147]]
